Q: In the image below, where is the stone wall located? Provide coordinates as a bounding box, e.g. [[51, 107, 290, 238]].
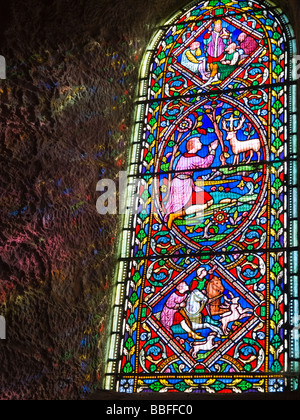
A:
[[0, 0, 298, 400]]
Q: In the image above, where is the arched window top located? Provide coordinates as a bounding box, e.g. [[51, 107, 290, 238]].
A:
[[139, 0, 297, 99], [104, 0, 299, 395]]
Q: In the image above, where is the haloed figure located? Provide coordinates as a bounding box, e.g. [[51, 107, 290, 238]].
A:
[[164, 137, 218, 229], [237, 32, 258, 57], [181, 42, 210, 80]]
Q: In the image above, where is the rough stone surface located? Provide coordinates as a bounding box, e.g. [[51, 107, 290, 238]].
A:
[[0, 0, 298, 400]]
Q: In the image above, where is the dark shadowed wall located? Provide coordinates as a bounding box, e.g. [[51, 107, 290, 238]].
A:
[[0, 0, 298, 400]]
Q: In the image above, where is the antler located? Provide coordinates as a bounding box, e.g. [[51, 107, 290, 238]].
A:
[[236, 115, 246, 131], [222, 118, 228, 132]]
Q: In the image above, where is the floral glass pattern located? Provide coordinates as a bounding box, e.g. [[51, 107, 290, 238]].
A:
[[104, 0, 299, 394]]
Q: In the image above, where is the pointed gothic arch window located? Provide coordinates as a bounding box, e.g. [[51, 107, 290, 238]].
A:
[[104, 0, 299, 394]]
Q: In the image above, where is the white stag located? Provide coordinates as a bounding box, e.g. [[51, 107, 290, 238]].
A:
[[222, 114, 261, 165], [220, 297, 253, 336]]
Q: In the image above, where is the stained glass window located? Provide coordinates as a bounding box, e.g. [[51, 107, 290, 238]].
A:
[[104, 0, 299, 394]]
